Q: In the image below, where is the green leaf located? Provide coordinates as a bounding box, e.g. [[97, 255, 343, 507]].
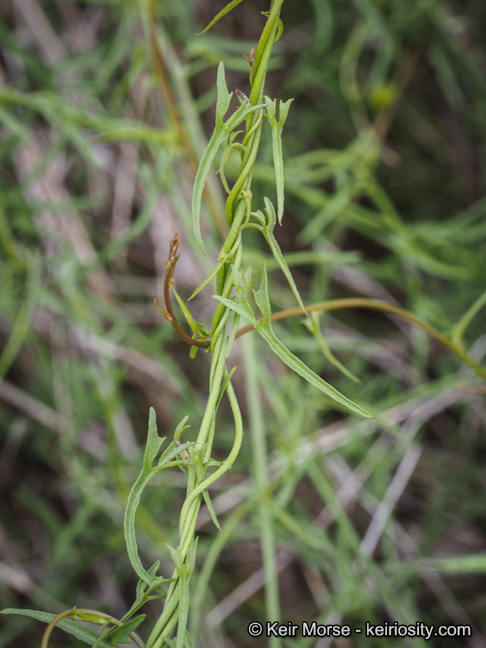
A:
[[213, 293, 254, 324], [255, 198, 306, 312], [172, 287, 201, 335], [0, 609, 110, 647], [125, 412, 193, 585], [74, 610, 109, 625], [387, 553, 486, 577], [189, 235, 240, 300], [0, 105, 29, 140], [264, 97, 293, 223], [202, 489, 222, 531], [192, 63, 265, 253], [303, 312, 361, 384], [274, 18, 284, 43], [259, 323, 371, 418], [215, 61, 233, 122], [393, 232, 473, 280], [99, 123, 175, 145], [124, 466, 162, 584], [449, 291, 486, 349], [197, 0, 245, 35], [143, 407, 165, 469], [214, 270, 372, 418], [157, 440, 195, 469], [164, 543, 182, 571], [252, 261, 272, 322], [174, 416, 191, 442], [216, 365, 238, 409], [93, 615, 145, 647], [192, 124, 228, 254], [121, 563, 167, 621], [250, 0, 285, 104]]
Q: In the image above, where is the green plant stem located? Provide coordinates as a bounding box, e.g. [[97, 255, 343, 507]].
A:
[[41, 608, 145, 648], [250, 0, 285, 106], [243, 334, 281, 648], [235, 298, 486, 381], [147, 362, 243, 648], [147, 3, 307, 646]]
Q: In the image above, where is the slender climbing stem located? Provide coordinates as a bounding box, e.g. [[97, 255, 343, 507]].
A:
[[41, 608, 145, 648], [234, 298, 486, 381]]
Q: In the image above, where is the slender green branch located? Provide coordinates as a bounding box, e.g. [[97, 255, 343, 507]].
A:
[[244, 334, 281, 647], [41, 608, 145, 648], [235, 298, 486, 381]]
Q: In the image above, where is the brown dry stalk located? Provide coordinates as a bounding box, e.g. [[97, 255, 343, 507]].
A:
[[154, 234, 209, 348]]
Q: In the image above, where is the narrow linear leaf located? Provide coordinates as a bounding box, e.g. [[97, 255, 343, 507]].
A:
[[212, 293, 255, 324], [144, 407, 164, 469], [274, 18, 284, 43], [251, 2, 284, 103], [122, 563, 168, 621], [450, 291, 486, 348], [95, 615, 145, 646], [189, 237, 240, 300], [215, 61, 232, 122], [214, 292, 372, 418], [225, 102, 266, 132], [164, 544, 182, 572], [124, 468, 161, 585], [303, 312, 361, 384], [197, 0, 245, 35], [174, 416, 191, 442], [387, 553, 486, 577], [125, 413, 194, 585], [252, 261, 272, 322], [258, 323, 371, 418], [0, 609, 110, 647], [0, 253, 40, 380], [74, 611, 109, 625], [192, 63, 265, 253], [100, 125, 174, 145], [157, 440, 195, 469], [216, 365, 238, 409], [192, 121, 227, 254], [202, 489, 222, 531], [264, 97, 293, 223], [172, 287, 200, 335], [257, 199, 307, 312]]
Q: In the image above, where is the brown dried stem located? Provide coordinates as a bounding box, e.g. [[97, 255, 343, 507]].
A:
[[154, 234, 209, 348]]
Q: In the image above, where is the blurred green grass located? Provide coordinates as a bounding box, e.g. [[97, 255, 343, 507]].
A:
[[1, 1, 486, 647]]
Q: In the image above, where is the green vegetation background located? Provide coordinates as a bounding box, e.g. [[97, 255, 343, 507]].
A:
[[1, 0, 486, 647]]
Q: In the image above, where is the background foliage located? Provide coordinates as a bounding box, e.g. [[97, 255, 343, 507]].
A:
[[1, 0, 486, 646]]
